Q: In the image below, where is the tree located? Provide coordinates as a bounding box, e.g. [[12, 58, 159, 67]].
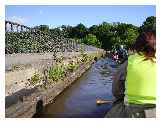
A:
[[94, 22, 113, 50], [50, 27, 62, 36], [73, 23, 88, 38], [61, 25, 73, 38], [89, 25, 99, 36], [34, 25, 49, 33], [139, 16, 156, 33], [6, 16, 154, 54], [82, 34, 101, 48], [108, 23, 138, 49], [124, 28, 139, 49]]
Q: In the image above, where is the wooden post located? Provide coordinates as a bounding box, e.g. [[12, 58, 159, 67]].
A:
[[21, 26, 23, 32], [17, 25, 19, 32], [11, 23, 13, 32], [5, 21, 7, 32]]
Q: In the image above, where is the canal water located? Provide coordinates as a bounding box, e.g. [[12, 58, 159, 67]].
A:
[[35, 57, 119, 118]]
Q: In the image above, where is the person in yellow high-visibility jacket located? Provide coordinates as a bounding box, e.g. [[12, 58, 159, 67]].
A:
[[106, 30, 156, 118]]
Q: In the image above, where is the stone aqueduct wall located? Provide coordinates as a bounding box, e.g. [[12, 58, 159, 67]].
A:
[[5, 49, 106, 118]]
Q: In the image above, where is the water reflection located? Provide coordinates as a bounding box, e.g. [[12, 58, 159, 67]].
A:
[[34, 57, 118, 118]]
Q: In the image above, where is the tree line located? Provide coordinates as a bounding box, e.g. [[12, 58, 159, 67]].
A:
[[36, 16, 155, 51], [5, 16, 156, 54]]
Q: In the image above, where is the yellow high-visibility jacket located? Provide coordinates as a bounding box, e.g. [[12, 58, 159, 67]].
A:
[[125, 53, 156, 104]]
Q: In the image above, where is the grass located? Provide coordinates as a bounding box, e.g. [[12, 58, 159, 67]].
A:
[[45, 53, 96, 83], [49, 65, 65, 82], [30, 73, 41, 86], [67, 61, 79, 72]]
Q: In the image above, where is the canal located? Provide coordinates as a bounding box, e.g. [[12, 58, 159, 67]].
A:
[[34, 57, 119, 118]]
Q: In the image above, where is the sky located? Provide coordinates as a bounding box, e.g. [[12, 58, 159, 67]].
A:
[[5, 5, 156, 28]]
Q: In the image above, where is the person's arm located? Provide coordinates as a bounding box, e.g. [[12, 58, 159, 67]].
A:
[[112, 60, 128, 100]]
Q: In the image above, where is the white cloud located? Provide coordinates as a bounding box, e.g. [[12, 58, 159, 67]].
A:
[[6, 16, 27, 24]]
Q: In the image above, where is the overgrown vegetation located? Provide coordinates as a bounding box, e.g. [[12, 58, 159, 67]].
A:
[[30, 73, 41, 86], [27, 53, 94, 85], [47, 53, 93, 82], [5, 16, 155, 54], [67, 62, 79, 72], [81, 34, 101, 48], [5, 29, 75, 54], [60, 16, 156, 50], [48, 65, 65, 82]]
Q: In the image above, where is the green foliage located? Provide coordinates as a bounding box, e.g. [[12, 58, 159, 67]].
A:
[[82, 34, 101, 48], [89, 25, 98, 35], [6, 16, 155, 54], [50, 27, 64, 37], [5, 28, 67, 54], [61, 25, 73, 38], [79, 45, 92, 63], [49, 65, 65, 81], [81, 54, 89, 62], [34, 25, 49, 33], [139, 16, 156, 33], [67, 62, 79, 72], [80, 44, 85, 55], [73, 23, 88, 38], [61, 17, 155, 50], [80, 53, 93, 63], [62, 23, 88, 39], [30, 73, 41, 86], [124, 28, 139, 48]]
